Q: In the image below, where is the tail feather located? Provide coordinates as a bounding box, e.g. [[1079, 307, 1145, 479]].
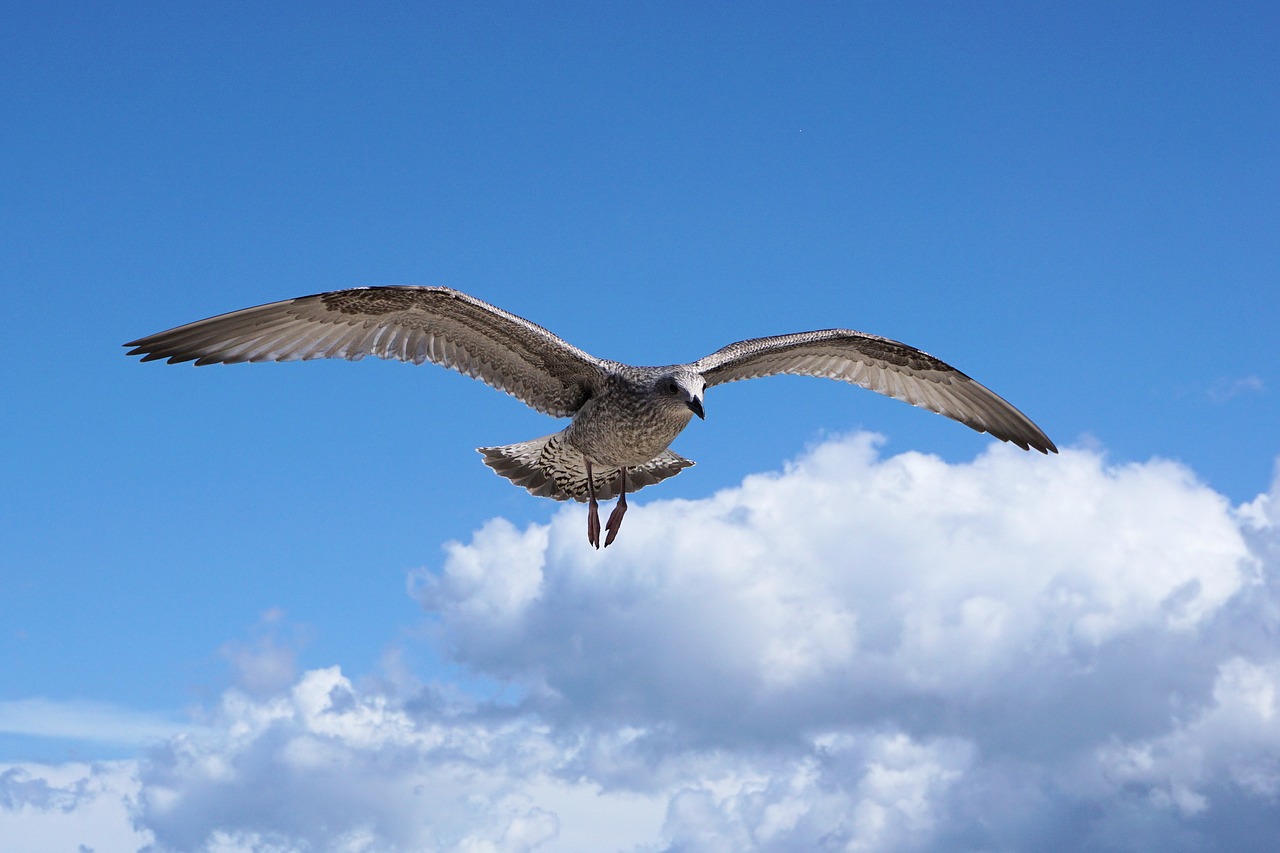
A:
[[478, 433, 693, 502]]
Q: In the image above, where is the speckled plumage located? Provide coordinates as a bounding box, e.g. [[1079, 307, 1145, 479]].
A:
[[125, 285, 1056, 545]]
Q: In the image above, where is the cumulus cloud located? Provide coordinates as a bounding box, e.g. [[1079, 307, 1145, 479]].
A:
[[5, 434, 1280, 851], [417, 436, 1252, 745], [409, 434, 1279, 850], [0, 762, 148, 851], [133, 666, 599, 851]]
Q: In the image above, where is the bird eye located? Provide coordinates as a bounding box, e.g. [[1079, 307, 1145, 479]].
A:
[[666, 380, 679, 394]]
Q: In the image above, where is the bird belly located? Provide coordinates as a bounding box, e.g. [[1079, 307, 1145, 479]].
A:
[[565, 429, 673, 468], [564, 411, 690, 468]]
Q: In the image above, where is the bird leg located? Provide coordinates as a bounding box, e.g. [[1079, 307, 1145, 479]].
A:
[[604, 467, 628, 547], [585, 458, 602, 549]]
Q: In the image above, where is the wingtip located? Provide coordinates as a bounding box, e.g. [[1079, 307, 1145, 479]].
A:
[[124, 344, 204, 365], [1029, 429, 1059, 455], [1000, 430, 1057, 455], [124, 340, 162, 361], [1024, 436, 1058, 455]]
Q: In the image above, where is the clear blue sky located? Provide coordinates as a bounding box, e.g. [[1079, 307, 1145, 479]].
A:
[[2, 3, 1277, 850]]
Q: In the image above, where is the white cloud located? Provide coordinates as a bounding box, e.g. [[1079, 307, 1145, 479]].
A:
[[1096, 656, 1280, 810], [0, 761, 149, 851], [417, 435, 1253, 745], [131, 666, 664, 852], [5, 434, 1280, 851]]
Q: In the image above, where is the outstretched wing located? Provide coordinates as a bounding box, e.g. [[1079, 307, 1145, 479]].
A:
[[693, 329, 1056, 453], [124, 286, 606, 418]]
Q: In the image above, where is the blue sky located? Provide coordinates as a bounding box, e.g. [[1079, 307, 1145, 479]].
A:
[[2, 2, 1278, 850]]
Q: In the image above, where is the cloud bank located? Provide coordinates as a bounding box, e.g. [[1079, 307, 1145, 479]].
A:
[[4, 434, 1278, 851]]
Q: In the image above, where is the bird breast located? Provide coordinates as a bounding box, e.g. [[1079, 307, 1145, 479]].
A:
[[564, 388, 694, 468]]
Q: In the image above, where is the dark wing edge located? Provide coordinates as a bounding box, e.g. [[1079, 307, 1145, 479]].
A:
[[124, 286, 606, 418], [693, 330, 1057, 454]]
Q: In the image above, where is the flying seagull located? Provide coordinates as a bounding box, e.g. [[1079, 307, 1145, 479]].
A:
[[125, 286, 1056, 548]]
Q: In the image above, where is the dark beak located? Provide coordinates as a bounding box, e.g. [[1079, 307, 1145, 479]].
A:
[[687, 397, 705, 420]]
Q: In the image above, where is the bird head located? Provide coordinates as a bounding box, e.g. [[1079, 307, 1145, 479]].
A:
[[656, 370, 706, 420]]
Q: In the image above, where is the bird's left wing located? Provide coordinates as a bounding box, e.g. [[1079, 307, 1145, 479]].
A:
[[124, 286, 605, 418], [693, 329, 1056, 453]]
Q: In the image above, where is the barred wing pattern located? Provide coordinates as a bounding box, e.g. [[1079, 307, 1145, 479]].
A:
[[124, 286, 606, 418], [694, 330, 1056, 453]]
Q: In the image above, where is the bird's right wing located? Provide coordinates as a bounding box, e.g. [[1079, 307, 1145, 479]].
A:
[[124, 286, 606, 418], [693, 329, 1056, 453]]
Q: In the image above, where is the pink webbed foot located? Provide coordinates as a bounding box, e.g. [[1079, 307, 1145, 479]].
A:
[[587, 499, 601, 549], [603, 468, 628, 547], [585, 458, 601, 549]]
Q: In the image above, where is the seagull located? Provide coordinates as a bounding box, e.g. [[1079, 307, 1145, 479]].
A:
[[125, 286, 1056, 548]]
